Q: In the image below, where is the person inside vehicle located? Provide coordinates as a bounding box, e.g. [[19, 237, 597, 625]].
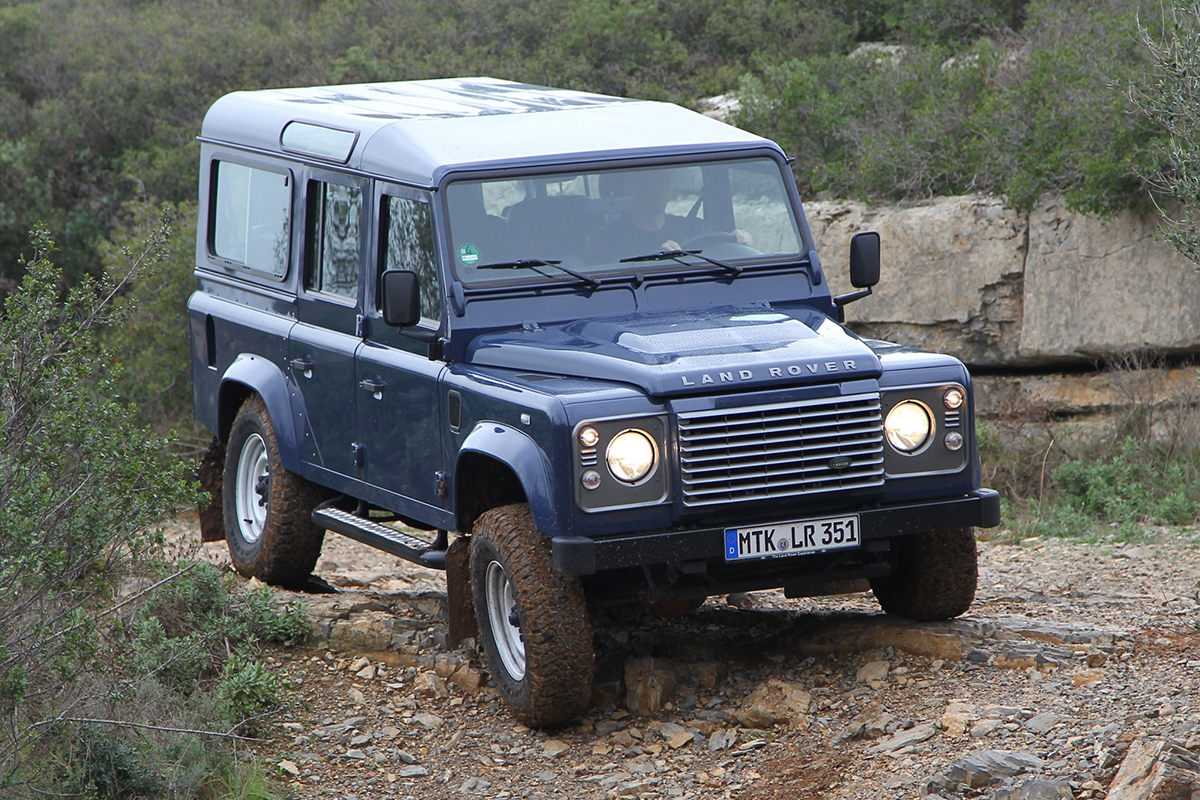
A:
[[585, 169, 751, 263]]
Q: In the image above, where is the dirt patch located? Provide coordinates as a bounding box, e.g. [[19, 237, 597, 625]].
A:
[[170, 519, 1200, 799]]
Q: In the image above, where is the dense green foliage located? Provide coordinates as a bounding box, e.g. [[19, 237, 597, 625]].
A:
[[1132, 1, 1200, 267], [0, 0, 1168, 296], [0, 227, 297, 797], [738, 0, 1160, 211], [101, 201, 203, 444]]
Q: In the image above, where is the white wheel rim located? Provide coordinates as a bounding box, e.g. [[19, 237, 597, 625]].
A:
[[234, 433, 269, 544], [485, 560, 525, 681]]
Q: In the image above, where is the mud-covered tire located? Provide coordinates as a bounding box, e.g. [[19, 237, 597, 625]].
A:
[[223, 395, 328, 586], [471, 503, 594, 728], [869, 528, 977, 621]]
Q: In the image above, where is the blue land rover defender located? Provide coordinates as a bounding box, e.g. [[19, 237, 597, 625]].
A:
[[190, 78, 1000, 727]]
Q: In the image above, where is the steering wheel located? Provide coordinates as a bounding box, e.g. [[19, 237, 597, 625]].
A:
[[682, 230, 737, 248]]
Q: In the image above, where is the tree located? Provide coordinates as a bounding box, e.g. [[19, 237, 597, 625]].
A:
[[1132, 1, 1200, 266], [0, 220, 197, 791]]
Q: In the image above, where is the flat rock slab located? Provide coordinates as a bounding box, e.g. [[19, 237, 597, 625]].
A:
[[929, 750, 1045, 791], [1105, 737, 1200, 800], [992, 778, 1074, 800], [595, 608, 1129, 671]]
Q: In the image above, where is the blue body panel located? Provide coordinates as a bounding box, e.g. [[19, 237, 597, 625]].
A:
[[189, 77, 997, 573]]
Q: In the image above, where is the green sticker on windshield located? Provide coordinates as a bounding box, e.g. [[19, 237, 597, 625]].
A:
[[459, 243, 480, 266]]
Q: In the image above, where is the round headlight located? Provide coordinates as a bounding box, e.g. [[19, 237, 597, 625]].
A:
[[606, 429, 657, 483], [884, 401, 933, 453]]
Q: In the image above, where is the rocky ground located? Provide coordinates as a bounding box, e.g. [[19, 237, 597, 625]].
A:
[[173, 521, 1200, 800]]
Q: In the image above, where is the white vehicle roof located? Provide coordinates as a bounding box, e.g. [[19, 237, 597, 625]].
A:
[[200, 77, 777, 187]]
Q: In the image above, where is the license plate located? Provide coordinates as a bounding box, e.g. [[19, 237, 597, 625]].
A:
[[724, 514, 860, 562]]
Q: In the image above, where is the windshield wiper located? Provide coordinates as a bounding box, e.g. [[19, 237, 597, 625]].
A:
[[475, 258, 601, 287], [620, 249, 742, 277]]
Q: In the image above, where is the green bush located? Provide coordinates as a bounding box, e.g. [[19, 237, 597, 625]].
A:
[[1047, 437, 1200, 533], [0, 224, 292, 797], [217, 658, 280, 736], [240, 584, 310, 647], [737, 1, 1157, 209], [102, 201, 204, 448], [1131, 0, 1200, 267]]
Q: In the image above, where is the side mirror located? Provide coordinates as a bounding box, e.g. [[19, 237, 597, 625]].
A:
[[849, 231, 881, 289], [381, 269, 421, 327]]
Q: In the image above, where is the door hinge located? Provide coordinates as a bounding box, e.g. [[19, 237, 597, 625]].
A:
[[435, 471, 449, 498], [352, 442, 365, 469]]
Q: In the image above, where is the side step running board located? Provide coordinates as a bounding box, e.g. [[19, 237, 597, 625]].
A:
[[313, 503, 447, 570]]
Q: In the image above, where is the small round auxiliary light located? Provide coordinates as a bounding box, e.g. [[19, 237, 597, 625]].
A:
[[943, 387, 965, 410], [581, 470, 602, 490], [944, 431, 964, 451], [578, 426, 600, 448]]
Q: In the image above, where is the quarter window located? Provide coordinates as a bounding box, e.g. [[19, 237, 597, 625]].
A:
[[306, 182, 363, 299], [211, 161, 291, 277], [382, 195, 439, 323]]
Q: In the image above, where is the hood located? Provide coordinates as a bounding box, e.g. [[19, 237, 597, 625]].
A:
[[465, 306, 883, 397]]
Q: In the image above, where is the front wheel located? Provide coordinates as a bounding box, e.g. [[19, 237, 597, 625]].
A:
[[471, 504, 594, 727], [869, 528, 977, 621], [223, 395, 327, 585]]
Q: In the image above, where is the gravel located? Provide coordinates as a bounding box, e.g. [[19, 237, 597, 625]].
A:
[[173, 520, 1200, 799]]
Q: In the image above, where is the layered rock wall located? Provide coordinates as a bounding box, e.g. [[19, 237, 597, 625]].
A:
[[812, 195, 1200, 368]]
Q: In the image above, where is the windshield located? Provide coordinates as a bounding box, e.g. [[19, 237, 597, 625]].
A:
[[444, 157, 804, 286]]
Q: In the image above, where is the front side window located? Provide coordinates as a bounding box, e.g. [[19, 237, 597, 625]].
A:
[[211, 161, 291, 277], [306, 181, 362, 299], [382, 195, 439, 323], [444, 156, 804, 286]]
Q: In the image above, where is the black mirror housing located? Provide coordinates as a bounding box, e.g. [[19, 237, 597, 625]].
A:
[[381, 269, 422, 327], [849, 231, 881, 289]]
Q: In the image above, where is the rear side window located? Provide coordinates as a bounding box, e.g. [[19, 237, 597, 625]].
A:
[[305, 181, 363, 300], [211, 161, 291, 277], [382, 195, 439, 323]]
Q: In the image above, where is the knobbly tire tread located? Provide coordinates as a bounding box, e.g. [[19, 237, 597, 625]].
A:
[[223, 395, 328, 586], [471, 503, 594, 728], [869, 527, 977, 621]]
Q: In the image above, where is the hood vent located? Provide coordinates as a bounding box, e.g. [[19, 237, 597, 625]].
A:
[[448, 390, 462, 432]]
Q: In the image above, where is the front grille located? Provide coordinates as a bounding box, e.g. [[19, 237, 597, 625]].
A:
[[677, 392, 885, 507]]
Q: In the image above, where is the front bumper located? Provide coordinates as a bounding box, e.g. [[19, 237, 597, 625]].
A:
[[552, 488, 1001, 576]]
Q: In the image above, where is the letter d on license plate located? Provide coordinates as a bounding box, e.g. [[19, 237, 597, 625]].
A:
[[724, 514, 860, 562]]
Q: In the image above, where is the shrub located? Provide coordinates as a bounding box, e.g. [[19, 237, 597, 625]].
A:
[[217, 658, 280, 736], [0, 224, 290, 797], [1050, 437, 1200, 531], [736, 0, 1159, 210], [1131, 0, 1200, 267], [129, 563, 309, 692], [102, 201, 205, 449], [0, 221, 194, 791]]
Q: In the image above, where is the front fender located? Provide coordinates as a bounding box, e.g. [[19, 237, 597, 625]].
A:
[[458, 422, 561, 536], [219, 353, 303, 474]]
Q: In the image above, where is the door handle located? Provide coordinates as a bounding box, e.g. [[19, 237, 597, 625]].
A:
[[359, 378, 387, 399], [290, 356, 316, 378]]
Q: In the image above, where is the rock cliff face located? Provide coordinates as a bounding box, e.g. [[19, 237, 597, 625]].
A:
[[811, 195, 1200, 368]]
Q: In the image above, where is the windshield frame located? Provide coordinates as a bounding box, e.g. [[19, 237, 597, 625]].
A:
[[437, 150, 810, 289]]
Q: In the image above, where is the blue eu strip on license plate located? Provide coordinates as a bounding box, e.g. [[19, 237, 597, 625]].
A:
[[724, 514, 860, 561]]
